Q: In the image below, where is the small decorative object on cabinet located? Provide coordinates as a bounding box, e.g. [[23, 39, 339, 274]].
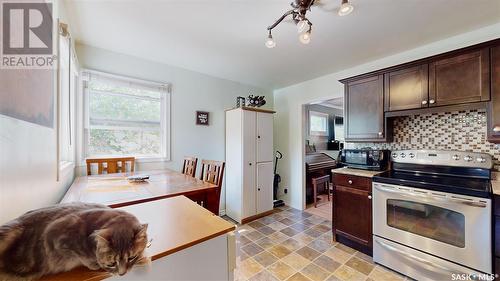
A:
[[196, 111, 209, 126], [247, 95, 266, 107], [236, 96, 246, 108], [225, 107, 276, 223]]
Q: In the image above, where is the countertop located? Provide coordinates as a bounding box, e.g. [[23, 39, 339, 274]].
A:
[[492, 172, 500, 196], [331, 167, 386, 178], [40, 196, 235, 281]]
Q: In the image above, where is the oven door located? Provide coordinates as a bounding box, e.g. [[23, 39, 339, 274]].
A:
[[373, 182, 492, 273]]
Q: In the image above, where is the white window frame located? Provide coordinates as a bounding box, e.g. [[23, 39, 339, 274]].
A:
[[309, 111, 329, 136], [57, 27, 77, 177], [81, 69, 171, 162]]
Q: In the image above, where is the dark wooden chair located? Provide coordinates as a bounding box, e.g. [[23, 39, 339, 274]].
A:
[[198, 160, 225, 215], [86, 157, 135, 175], [182, 157, 198, 177], [312, 175, 331, 207]]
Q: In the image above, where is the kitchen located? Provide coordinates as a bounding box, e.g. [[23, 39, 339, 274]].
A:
[[324, 39, 500, 280]]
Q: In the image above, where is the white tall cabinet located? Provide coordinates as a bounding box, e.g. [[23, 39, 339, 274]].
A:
[[225, 107, 275, 223]]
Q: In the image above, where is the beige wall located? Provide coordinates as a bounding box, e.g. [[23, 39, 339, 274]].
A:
[[0, 0, 76, 224], [75, 44, 273, 214], [273, 23, 500, 210]]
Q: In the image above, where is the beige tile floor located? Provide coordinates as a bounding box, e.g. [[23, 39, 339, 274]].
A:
[[225, 206, 410, 281]]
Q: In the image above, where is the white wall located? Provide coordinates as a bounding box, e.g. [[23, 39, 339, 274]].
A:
[[273, 23, 500, 210], [75, 44, 273, 214], [0, 0, 76, 224]]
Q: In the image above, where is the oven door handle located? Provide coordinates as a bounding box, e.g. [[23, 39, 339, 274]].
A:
[[375, 239, 461, 274], [373, 185, 487, 208]]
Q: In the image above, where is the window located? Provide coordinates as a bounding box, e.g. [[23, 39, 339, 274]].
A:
[[309, 111, 329, 136], [58, 33, 76, 168], [82, 71, 170, 160]]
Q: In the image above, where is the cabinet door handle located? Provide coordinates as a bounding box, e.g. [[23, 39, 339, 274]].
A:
[[258, 188, 261, 191], [421, 100, 428, 105], [429, 99, 435, 104], [378, 132, 383, 137], [493, 126, 500, 132], [249, 163, 252, 166], [348, 180, 353, 184], [368, 195, 372, 200], [257, 135, 261, 139]]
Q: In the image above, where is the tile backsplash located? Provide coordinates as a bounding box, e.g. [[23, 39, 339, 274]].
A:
[[346, 109, 500, 171]]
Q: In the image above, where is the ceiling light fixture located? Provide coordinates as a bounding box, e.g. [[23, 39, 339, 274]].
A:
[[265, 31, 276, 48], [266, 0, 354, 48], [338, 0, 354, 16]]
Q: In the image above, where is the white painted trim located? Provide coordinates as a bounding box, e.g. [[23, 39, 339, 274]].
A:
[[79, 69, 172, 162]]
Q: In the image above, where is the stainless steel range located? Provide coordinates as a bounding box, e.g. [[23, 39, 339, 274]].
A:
[[372, 150, 493, 281]]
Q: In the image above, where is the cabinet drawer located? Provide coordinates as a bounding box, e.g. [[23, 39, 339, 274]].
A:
[[334, 174, 371, 191]]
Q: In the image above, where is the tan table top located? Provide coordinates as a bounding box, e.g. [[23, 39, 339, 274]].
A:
[[61, 169, 217, 208], [40, 196, 235, 281]]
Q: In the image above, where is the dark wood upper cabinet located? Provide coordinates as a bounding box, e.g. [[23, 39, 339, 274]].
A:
[[384, 64, 429, 111], [429, 48, 490, 107], [345, 75, 388, 142], [488, 46, 500, 143]]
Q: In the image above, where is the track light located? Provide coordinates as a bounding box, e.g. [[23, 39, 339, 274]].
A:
[[297, 19, 309, 33], [338, 0, 354, 16], [265, 31, 276, 48], [299, 31, 311, 44]]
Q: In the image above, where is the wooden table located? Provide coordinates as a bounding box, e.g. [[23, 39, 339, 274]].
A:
[[61, 169, 220, 214], [41, 196, 236, 281]]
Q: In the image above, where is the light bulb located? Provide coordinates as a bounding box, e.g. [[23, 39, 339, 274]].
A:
[[265, 34, 276, 48], [299, 32, 311, 44], [297, 20, 309, 33], [338, 0, 354, 16]]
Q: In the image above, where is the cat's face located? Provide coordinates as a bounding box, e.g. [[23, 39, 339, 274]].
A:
[[92, 223, 148, 276]]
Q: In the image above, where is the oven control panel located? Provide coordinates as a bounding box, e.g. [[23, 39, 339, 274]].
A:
[[390, 150, 493, 169]]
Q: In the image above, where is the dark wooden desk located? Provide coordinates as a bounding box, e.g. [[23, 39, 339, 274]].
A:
[[61, 169, 219, 213]]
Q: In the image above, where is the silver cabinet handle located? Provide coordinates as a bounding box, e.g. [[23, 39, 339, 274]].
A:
[[368, 195, 372, 200], [429, 99, 435, 104], [493, 126, 500, 132], [421, 100, 428, 105], [378, 132, 383, 136], [348, 180, 353, 184]]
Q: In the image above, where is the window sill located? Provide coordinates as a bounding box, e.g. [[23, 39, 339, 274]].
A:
[[59, 161, 75, 176], [135, 156, 170, 163]]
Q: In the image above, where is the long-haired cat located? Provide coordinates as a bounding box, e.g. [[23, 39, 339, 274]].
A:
[[0, 203, 149, 281]]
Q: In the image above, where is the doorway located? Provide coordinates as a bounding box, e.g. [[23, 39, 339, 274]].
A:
[[303, 97, 344, 220]]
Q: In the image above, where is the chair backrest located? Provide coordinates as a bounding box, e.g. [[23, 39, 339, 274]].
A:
[[86, 157, 135, 175], [199, 160, 225, 188], [182, 157, 198, 177]]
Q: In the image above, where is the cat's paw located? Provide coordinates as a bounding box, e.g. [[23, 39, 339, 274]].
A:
[[86, 262, 101, 271]]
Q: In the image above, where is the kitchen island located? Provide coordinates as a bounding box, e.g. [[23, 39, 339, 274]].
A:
[[41, 196, 236, 281]]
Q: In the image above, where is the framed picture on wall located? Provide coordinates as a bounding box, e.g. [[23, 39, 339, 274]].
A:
[[196, 111, 209, 126]]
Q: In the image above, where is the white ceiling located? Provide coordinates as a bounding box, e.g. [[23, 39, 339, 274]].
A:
[[64, 0, 500, 89]]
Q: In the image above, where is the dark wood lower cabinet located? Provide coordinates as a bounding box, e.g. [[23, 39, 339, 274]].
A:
[[493, 195, 500, 276], [332, 174, 373, 255]]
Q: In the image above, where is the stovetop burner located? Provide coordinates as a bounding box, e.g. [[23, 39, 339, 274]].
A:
[[372, 150, 493, 199], [373, 170, 492, 198]]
